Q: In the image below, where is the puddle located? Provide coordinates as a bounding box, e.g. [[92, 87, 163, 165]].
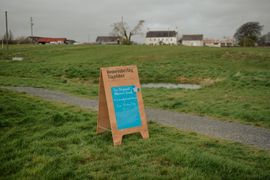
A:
[[142, 83, 201, 90], [12, 57, 24, 61]]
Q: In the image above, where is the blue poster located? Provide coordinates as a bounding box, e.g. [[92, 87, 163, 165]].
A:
[[111, 85, 142, 130]]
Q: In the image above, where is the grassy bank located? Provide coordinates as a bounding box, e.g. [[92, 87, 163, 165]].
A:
[[1, 89, 270, 179], [0, 45, 269, 127]]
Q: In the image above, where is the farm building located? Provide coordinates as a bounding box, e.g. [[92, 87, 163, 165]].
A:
[[96, 36, 121, 44], [29, 36, 68, 44], [145, 31, 178, 45], [204, 38, 235, 47], [182, 34, 204, 46]]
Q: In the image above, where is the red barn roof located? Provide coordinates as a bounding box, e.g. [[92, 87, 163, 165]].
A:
[[37, 37, 67, 43]]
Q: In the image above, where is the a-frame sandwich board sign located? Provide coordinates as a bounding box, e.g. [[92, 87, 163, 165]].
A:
[[97, 65, 149, 145]]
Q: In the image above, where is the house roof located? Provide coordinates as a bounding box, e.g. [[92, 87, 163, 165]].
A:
[[182, 34, 203, 41], [96, 36, 120, 42], [146, 31, 177, 38]]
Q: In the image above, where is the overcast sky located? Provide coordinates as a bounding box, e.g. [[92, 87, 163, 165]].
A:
[[1, 0, 270, 43]]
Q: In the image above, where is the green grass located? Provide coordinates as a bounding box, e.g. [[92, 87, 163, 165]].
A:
[[1, 89, 270, 179], [0, 45, 269, 127]]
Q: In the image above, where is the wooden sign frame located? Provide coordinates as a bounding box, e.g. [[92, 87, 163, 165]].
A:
[[97, 65, 149, 145]]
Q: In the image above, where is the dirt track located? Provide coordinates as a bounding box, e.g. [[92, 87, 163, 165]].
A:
[[3, 86, 270, 150]]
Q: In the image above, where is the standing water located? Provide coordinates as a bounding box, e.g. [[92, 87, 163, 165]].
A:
[[142, 83, 201, 90]]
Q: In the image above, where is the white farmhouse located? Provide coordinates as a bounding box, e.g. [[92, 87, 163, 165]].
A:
[[145, 31, 177, 45], [182, 34, 204, 46]]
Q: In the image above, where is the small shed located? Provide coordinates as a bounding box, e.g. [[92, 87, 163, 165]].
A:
[[182, 34, 204, 46], [96, 36, 120, 44]]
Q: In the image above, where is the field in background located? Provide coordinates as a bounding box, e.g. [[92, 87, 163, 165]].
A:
[[1, 89, 270, 179], [0, 45, 269, 127]]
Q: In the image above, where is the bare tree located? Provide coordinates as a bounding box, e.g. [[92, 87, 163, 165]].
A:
[[15, 36, 32, 44], [112, 19, 144, 44], [2, 30, 14, 44]]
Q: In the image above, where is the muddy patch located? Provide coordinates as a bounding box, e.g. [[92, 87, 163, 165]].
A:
[[176, 76, 224, 86]]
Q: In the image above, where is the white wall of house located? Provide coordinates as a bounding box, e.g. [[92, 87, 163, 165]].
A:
[[204, 41, 234, 47], [99, 41, 119, 45], [182, 40, 204, 46], [204, 42, 221, 47], [145, 37, 177, 45]]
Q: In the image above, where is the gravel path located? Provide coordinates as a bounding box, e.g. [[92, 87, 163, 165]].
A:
[[3, 86, 270, 150]]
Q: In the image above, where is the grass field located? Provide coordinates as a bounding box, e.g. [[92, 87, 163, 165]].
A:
[[0, 45, 269, 128], [1, 89, 270, 179]]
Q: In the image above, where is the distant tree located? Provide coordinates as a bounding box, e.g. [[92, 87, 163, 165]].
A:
[[2, 30, 14, 44], [234, 22, 263, 47], [258, 32, 270, 46], [8, 30, 14, 42], [15, 36, 32, 44], [111, 19, 145, 45]]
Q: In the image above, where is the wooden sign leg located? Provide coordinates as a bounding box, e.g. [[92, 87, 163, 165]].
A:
[[97, 74, 111, 134], [112, 134, 123, 145], [140, 130, 149, 139]]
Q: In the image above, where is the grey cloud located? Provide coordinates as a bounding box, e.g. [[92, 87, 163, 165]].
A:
[[0, 0, 269, 42]]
